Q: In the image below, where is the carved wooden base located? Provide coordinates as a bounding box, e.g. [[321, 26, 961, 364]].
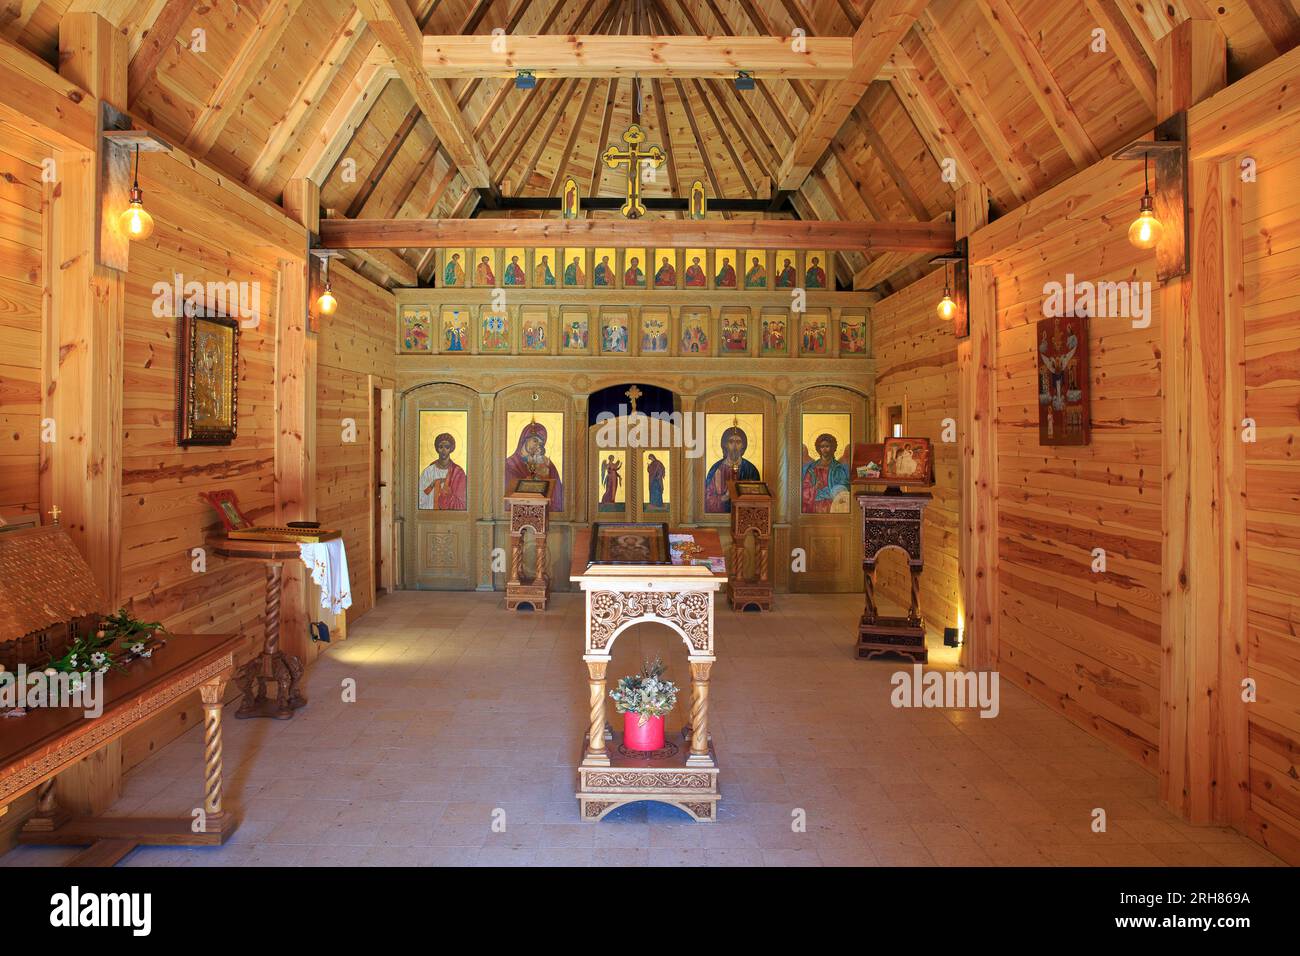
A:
[[857, 616, 928, 664], [577, 729, 719, 822], [728, 581, 773, 611], [505, 582, 549, 610], [235, 651, 306, 719]]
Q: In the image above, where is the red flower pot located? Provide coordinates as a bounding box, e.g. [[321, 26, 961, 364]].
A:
[[623, 712, 665, 751]]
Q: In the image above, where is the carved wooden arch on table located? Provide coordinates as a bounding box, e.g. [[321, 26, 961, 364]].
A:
[[586, 589, 715, 659], [491, 382, 576, 523], [787, 383, 870, 593], [398, 380, 484, 591]]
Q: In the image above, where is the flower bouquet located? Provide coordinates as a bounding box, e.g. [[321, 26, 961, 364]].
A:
[[609, 658, 679, 752]]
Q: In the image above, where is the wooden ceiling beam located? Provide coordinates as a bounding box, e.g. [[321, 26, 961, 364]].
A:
[[345, 105, 422, 218], [1080, 0, 1157, 114], [973, 0, 1101, 168], [590, 77, 619, 198], [513, 77, 584, 195], [690, 76, 758, 198], [421, 34, 856, 80], [913, 12, 1034, 202], [649, 77, 682, 211], [356, 0, 493, 188], [887, 54, 977, 190], [289, 51, 394, 184], [319, 217, 956, 252], [776, 0, 932, 190], [672, 76, 730, 218], [184, 0, 305, 155], [849, 97, 930, 218], [126, 0, 191, 104]]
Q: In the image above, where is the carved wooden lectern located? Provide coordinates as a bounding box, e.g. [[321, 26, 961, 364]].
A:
[[856, 492, 931, 663], [727, 480, 773, 611], [505, 477, 554, 610]]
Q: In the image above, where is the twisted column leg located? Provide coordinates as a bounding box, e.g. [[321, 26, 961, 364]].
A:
[[536, 530, 549, 588], [908, 566, 921, 625], [584, 660, 609, 765], [199, 677, 229, 830], [508, 533, 523, 586], [688, 661, 713, 765], [758, 537, 769, 582], [863, 563, 878, 624], [264, 562, 282, 657], [731, 541, 745, 582]]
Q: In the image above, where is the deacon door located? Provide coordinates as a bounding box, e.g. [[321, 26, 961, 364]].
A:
[[402, 384, 479, 590], [789, 386, 867, 593]]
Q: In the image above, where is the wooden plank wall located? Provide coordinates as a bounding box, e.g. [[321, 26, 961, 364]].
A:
[[991, 164, 1164, 771], [316, 261, 395, 621], [869, 266, 960, 631], [0, 139, 45, 520], [1241, 135, 1300, 861]]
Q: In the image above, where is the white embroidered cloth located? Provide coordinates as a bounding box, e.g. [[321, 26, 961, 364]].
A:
[[299, 539, 353, 614]]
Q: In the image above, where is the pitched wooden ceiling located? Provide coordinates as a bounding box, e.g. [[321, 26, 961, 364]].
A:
[[6, 0, 1297, 292]]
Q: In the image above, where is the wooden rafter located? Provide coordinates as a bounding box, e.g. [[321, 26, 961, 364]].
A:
[[850, 97, 930, 219], [887, 52, 977, 190], [549, 78, 603, 196], [1080, 0, 1157, 114], [690, 77, 758, 198], [320, 217, 956, 251], [513, 77, 583, 195], [126, 0, 191, 103], [973, 0, 1101, 168], [289, 51, 394, 184], [672, 76, 728, 216], [1243, 0, 1300, 55], [650, 77, 682, 212], [912, 12, 1034, 202], [590, 77, 619, 197], [184, 0, 305, 156], [355, 0, 492, 188], [776, 0, 931, 190], [345, 105, 423, 218], [246, 10, 367, 190]]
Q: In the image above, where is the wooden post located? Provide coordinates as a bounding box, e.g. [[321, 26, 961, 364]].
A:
[[199, 676, 231, 832], [584, 660, 609, 765], [1155, 20, 1240, 826], [955, 182, 996, 669], [687, 661, 712, 765], [276, 178, 316, 663]]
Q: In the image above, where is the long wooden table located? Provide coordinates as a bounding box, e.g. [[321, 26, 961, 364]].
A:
[[3, 632, 241, 866]]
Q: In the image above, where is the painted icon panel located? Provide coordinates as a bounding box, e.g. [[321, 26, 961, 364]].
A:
[[593, 248, 617, 287], [520, 307, 549, 353], [472, 248, 497, 286], [505, 410, 564, 511], [560, 308, 590, 353], [643, 449, 671, 512], [652, 249, 677, 288], [596, 449, 627, 512], [502, 248, 527, 287], [533, 247, 558, 287], [800, 412, 852, 514], [743, 250, 768, 289], [719, 308, 749, 354], [774, 249, 798, 288], [417, 410, 469, 511], [840, 313, 868, 355], [401, 305, 432, 352], [804, 251, 829, 289], [441, 307, 471, 353], [800, 310, 830, 356], [600, 309, 630, 353], [623, 248, 647, 288], [679, 307, 711, 355], [440, 249, 467, 288], [684, 248, 709, 288], [703, 412, 763, 514], [479, 306, 510, 352], [760, 311, 789, 355], [563, 249, 587, 287], [639, 308, 670, 354], [714, 249, 737, 288]]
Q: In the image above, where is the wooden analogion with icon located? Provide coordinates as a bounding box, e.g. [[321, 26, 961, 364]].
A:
[[727, 480, 773, 611], [570, 526, 725, 822], [505, 477, 555, 610]]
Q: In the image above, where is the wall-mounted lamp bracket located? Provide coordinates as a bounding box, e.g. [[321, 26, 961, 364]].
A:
[[929, 236, 970, 338], [1112, 111, 1188, 281], [98, 103, 171, 272]]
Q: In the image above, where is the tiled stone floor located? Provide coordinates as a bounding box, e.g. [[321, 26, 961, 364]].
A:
[[1, 591, 1283, 867]]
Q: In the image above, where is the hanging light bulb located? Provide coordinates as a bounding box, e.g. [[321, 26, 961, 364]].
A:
[[936, 261, 957, 321], [315, 254, 338, 316], [117, 145, 154, 241], [1128, 153, 1163, 250]]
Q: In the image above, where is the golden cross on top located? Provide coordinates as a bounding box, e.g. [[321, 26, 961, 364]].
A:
[[602, 124, 665, 219], [48, 504, 61, 525], [624, 385, 643, 415]]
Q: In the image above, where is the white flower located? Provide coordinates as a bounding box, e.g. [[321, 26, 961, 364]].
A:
[[97, 665, 109, 674], [91, 652, 106, 665], [131, 643, 145, 654]]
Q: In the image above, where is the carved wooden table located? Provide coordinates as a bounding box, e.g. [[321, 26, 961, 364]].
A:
[[6, 633, 241, 866], [570, 528, 725, 822], [727, 480, 773, 611], [856, 492, 931, 663], [505, 478, 553, 611], [210, 534, 317, 718]]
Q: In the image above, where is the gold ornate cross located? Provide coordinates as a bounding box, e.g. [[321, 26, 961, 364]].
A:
[[624, 384, 643, 415], [602, 124, 665, 219], [48, 504, 61, 525]]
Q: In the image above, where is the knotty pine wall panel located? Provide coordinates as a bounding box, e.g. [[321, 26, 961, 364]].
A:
[[992, 204, 1163, 771], [316, 262, 395, 622], [869, 267, 960, 632], [1242, 140, 1300, 863], [0, 142, 46, 520]]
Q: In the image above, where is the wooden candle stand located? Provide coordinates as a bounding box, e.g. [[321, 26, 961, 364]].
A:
[[210, 534, 324, 718], [727, 480, 773, 611], [505, 478, 553, 611], [855, 491, 931, 664]]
